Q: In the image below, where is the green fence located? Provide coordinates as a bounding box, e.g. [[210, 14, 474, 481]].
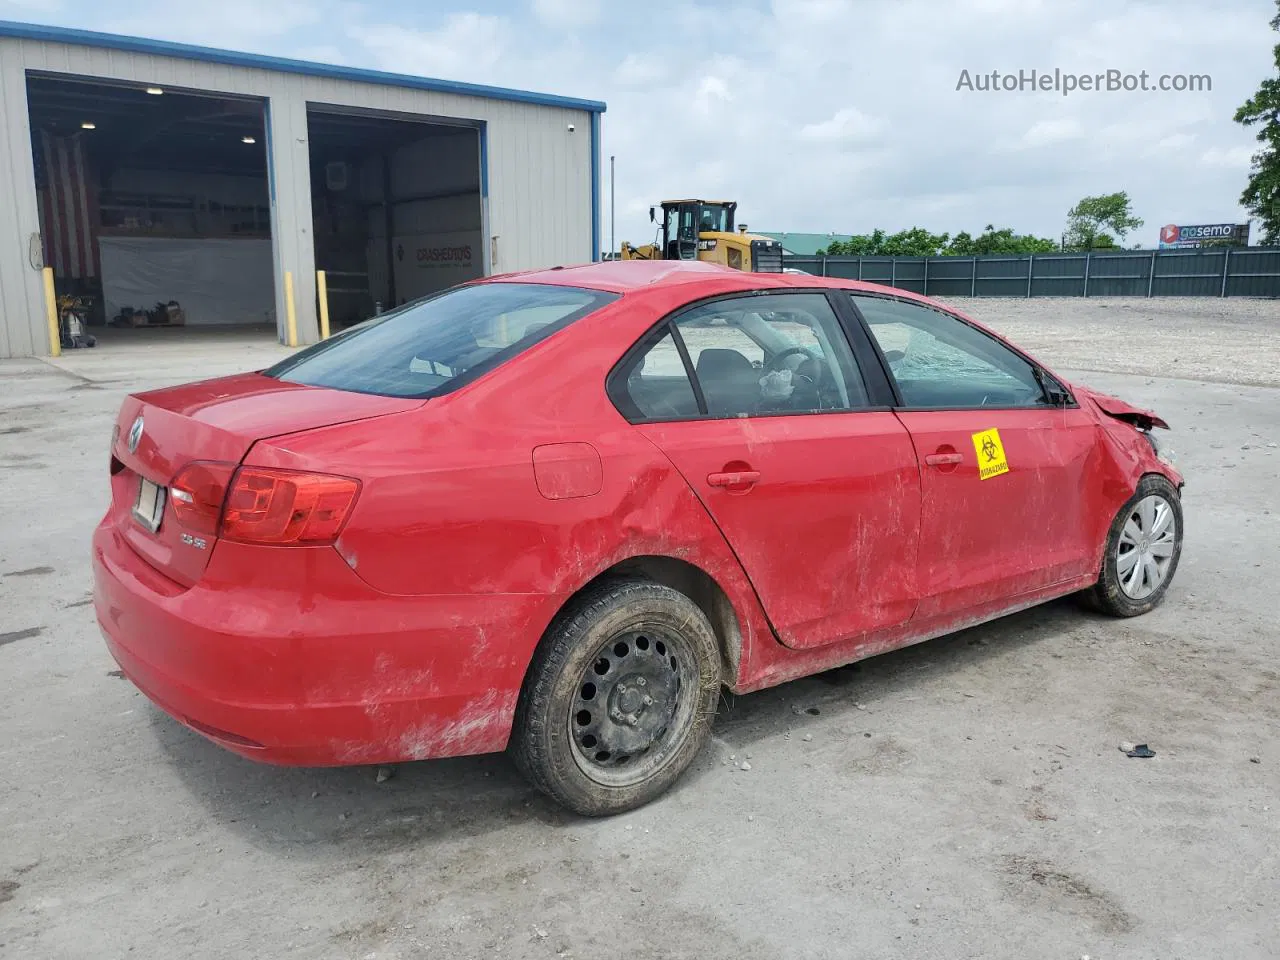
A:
[[783, 247, 1280, 297]]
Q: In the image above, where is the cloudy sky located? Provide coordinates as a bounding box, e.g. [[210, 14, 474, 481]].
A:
[[2, 0, 1274, 249]]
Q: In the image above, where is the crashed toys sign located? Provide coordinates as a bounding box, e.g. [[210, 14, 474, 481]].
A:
[[396, 243, 473, 266]]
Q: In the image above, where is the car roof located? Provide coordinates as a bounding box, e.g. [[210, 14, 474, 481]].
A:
[[485, 260, 945, 306]]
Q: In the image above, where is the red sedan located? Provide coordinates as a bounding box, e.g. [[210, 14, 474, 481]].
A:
[[94, 261, 1183, 815]]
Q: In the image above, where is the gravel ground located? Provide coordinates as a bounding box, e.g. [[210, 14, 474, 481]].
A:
[[939, 296, 1280, 387], [1, 298, 1277, 960]]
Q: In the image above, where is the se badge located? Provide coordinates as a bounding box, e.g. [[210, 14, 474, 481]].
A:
[[971, 428, 1009, 480]]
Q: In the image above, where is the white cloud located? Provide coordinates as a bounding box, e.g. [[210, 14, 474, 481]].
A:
[[532, 0, 601, 28], [613, 54, 664, 87], [769, 0, 856, 24], [349, 14, 512, 84], [1157, 132, 1197, 150], [693, 75, 733, 115], [1020, 117, 1085, 147], [0, 0, 64, 10], [291, 44, 349, 67], [1198, 145, 1256, 169], [798, 107, 882, 143], [104, 0, 321, 48]]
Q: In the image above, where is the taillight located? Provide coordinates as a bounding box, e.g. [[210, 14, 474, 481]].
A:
[[221, 467, 360, 545], [110, 423, 124, 474], [170, 461, 235, 535]]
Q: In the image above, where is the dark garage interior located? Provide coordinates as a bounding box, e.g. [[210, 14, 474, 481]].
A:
[[306, 106, 483, 330], [26, 74, 274, 339], [25, 76, 487, 344]]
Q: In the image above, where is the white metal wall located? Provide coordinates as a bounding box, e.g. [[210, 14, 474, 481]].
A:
[[0, 36, 595, 357]]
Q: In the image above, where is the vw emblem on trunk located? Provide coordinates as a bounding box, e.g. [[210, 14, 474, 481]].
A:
[[127, 416, 144, 453]]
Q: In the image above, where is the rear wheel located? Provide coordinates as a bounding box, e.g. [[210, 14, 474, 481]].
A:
[[1088, 474, 1183, 617], [510, 579, 720, 816]]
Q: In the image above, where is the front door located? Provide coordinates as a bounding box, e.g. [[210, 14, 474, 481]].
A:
[[612, 291, 921, 650], [663, 204, 698, 261], [849, 294, 1100, 620]]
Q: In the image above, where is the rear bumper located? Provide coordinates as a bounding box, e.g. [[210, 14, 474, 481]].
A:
[[92, 517, 559, 766]]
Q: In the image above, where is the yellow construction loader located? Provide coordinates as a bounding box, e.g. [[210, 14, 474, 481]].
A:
[[620, 200, 783, 272]]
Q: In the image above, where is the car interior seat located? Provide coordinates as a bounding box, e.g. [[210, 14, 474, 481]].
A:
[[695, 348, 759, 416]]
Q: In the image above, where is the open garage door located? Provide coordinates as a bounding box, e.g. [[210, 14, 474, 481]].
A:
[[26, 74, 275, 344], [306, 105, 484, 331]]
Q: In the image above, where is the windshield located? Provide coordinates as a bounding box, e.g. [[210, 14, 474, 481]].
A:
[[697, 204, 734, 233], [264, 283, 619, 398]]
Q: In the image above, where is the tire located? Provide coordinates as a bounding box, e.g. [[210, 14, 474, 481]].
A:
[[1087, 474, 1183, 617], [510, 579, 721, 816]]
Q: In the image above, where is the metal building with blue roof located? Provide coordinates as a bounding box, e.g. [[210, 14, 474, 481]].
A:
[[0, 20, 606, 357]]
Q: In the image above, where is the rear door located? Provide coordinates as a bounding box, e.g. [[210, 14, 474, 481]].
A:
[[847, 294, 1100, 619], [611, 291, 921, 651]]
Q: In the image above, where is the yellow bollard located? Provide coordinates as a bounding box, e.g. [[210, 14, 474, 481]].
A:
[[42, 267, 61, 358], [284, 270, 298, 347], [316, 270, 330, 340]]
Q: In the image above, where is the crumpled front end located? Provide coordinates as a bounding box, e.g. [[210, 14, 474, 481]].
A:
[[1074, 383, 1184, 488]]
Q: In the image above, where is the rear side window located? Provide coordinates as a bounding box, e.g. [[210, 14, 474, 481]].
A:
[[615, 329, 700, 420], [265, 283, 618, 398]]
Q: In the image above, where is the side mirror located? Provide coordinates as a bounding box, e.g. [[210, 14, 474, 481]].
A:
[[649, 206, 656, 223]]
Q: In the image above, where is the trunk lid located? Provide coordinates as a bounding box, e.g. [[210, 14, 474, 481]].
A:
[[108, 372, 422, 586]]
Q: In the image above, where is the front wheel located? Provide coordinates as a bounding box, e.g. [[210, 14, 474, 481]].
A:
[[510, 579, 720, 816], [1088, 474, 1183, 617]]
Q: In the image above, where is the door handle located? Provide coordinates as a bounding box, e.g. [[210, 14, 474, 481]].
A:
[[924, 452, 964, 466], [707, 470, 761, 488]]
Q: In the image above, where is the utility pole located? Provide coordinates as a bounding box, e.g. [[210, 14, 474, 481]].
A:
[[609, 155, 616, 261]]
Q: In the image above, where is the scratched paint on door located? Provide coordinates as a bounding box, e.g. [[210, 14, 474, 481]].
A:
[[972, 428, 1009, 480]]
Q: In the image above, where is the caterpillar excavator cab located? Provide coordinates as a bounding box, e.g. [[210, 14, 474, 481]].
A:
[[620, 200, 783, 272]]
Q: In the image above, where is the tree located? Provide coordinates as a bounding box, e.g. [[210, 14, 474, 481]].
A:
[[818, 224, 1057, 256], [820, 228, 950, 256], [945, 224, 1058, 255], [878, 227, 953, 257], [1063, 192, 1143, 250], [1235, 0, 1280, 245]]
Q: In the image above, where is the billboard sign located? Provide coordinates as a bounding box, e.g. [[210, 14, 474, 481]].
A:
[[1158, 223, 1249, 248]]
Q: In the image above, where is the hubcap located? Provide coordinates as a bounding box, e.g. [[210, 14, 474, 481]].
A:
[[569, 629, 691, 787], [1117, 494, 1177, 600]]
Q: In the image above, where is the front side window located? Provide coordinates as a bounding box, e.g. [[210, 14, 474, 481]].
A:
[[265, 283, 618, 398], [851, 295, 1048, 409], [611, 292, 868, 421]]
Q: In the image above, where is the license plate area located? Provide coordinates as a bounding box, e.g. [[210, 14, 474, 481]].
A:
[[132, 477, 166, 533]]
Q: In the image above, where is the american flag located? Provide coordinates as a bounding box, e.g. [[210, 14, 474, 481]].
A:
[[32, 130, 99, 279]]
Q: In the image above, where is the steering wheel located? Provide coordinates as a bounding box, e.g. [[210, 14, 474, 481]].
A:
[[763, 346, 814, 374]]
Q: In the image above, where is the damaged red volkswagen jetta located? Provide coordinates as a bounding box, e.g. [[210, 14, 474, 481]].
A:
[[94, 260, 1183, 815]]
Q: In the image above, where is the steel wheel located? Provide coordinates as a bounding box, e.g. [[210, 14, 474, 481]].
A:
[[1116, 494, 1178, 600], [511, 579, 720, 815], [568, 627, 695, 788]]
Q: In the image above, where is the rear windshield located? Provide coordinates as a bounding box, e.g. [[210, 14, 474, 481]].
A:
[[264, 282, 619, 398]]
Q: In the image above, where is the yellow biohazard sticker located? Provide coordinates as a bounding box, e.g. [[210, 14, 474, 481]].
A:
[[971, 428, 1009, 480]]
